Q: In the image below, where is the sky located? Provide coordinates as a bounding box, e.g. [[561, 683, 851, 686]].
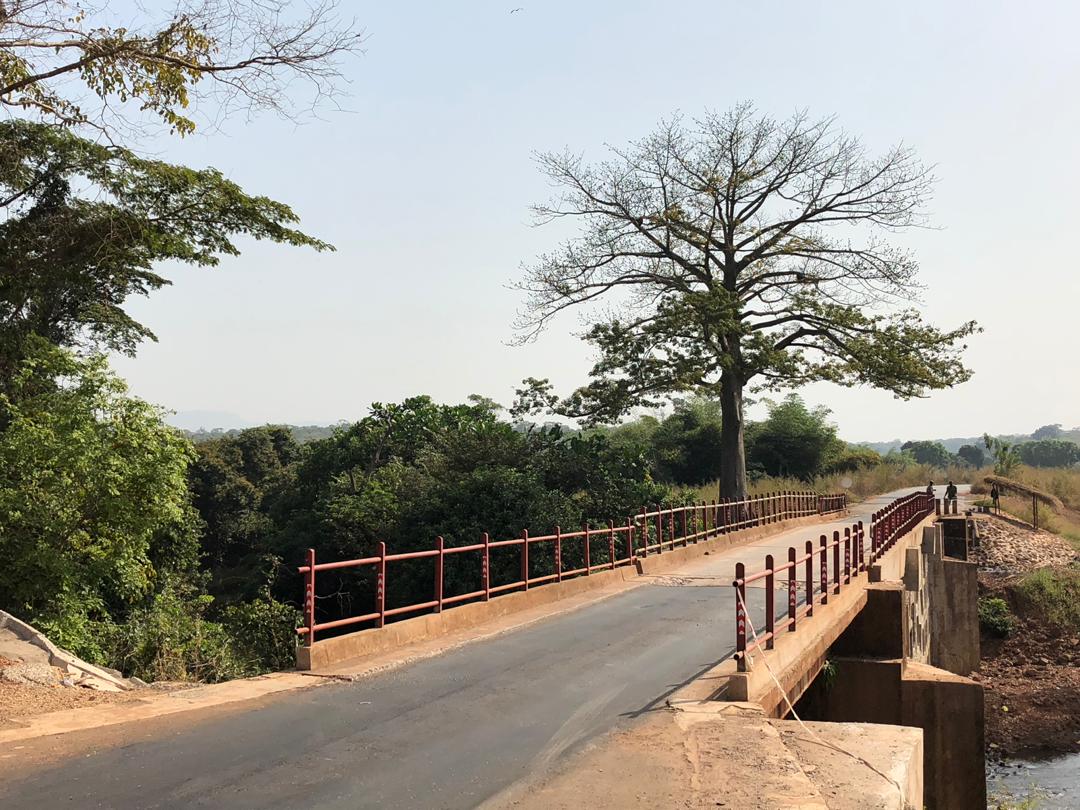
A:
[[108, 0, 1080, 442]]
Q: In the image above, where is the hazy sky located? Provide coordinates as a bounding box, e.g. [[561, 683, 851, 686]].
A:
[[110, 1, 1080, 442]]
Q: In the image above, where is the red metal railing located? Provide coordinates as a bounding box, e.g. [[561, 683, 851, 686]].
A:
[[732, 491, 933, 671], [298, 489, 847, 644]]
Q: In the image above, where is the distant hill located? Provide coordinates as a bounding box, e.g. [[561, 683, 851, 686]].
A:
[[858, 425, 1080, 455], [167, 410, 258, 432], [183, 424, 341, 444]]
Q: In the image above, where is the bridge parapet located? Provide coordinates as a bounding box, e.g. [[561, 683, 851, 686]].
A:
[[297, 489, 846, 646]]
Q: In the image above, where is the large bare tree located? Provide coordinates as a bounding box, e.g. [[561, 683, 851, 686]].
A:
[[513, 105, 978, 500]]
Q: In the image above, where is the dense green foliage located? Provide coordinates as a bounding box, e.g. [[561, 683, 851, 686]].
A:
[[1015, 439, 1080, 468], [0, 341, 198, 657], [957, 444, 986, 467], [900, 440, 958, 468], [985, 434, 1022, 477], [0, 342, 299, 681], [978, 597, 1014, 638]]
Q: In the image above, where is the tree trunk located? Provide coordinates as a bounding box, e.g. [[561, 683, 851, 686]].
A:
[[719, 368, 748, 501]]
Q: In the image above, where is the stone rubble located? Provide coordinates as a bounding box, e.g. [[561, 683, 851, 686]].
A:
[[972, 517, 1077, 574]]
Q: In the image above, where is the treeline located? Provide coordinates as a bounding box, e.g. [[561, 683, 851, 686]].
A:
[[897, 435, 1080, 471]]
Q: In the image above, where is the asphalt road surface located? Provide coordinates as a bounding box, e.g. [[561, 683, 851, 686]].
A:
[[0, 487, 961, 809]]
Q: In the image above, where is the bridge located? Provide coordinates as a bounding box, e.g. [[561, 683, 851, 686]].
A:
[[0, 487, 983, 809]]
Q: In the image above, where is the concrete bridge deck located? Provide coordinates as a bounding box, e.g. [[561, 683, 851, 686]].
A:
[[0, 487, 959, 809]]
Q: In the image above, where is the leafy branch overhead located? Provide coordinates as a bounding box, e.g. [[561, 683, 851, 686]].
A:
[[0, 0, 364, 134], [514, 105, 979, 428], [0, 119, 332, 378]]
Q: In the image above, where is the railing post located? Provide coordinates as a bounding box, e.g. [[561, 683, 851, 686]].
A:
[[805, 540, 814, 617], [819, 535, 828, 605], [833, 530, 841, 594], [627, 517, 635, 561], [788, 546, 797, 632], [639, 510, 648, 557], [376, 541, 387, 628], [735, 562, 747, 672], [304, 548, 316, 646], [482, 532, 491, 600], [655, 505, 663, 554], [435, 536, 445, 612], [608, 520, 616, 569], [843, 527, 851, 584], [583, 522, 591, 574], [521, 529, 529, 590], [765, 554, 775, 649], [857, 520, 865, 572], [555, 525, 563, 582]]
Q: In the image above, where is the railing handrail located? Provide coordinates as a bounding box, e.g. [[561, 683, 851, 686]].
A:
[[732, 491, 934, 671], [298, 488, 847, 643]]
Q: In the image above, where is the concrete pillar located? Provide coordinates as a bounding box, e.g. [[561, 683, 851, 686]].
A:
[[900, 662, 986, 810], [805, 658, 985, 810], [928, 556, 980, 675]]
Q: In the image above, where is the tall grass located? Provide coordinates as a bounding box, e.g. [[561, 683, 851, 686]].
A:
[[973, 466, 1080, 547]]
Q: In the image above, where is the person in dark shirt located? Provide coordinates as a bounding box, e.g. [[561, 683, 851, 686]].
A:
[[991, 484, 1000, 512], [945, 481, 958, 501]]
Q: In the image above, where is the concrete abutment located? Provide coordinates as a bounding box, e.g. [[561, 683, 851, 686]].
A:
[[796, 524, 985, 809]]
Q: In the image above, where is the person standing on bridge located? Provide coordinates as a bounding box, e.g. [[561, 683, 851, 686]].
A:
[[945, 481, 958, 501], [991, 484, 1001, 513], [926, 481, 935, 496]]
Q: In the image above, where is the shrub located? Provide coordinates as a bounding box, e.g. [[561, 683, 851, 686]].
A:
[[219, 594, 301, 674], [102, 585, 246, 683], [979, 597, 1014, 637]]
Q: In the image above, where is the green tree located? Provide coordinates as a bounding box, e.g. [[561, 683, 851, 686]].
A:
[[747, 394, 843, 480], [512, 105, 977, 499], [649, 398, 725, 485], [956, 443, 986, 468], [189, 426, 301, 601], [984, 434, 1021, 477], [1016, 439, 1080, 468], [1031, 424, 1064, 441], [0, 1, 362, 135], [900, 440, 956, 468], [0, 340, 198, 656], [825, 444, 882, 474], [0, 120, 331, 387]]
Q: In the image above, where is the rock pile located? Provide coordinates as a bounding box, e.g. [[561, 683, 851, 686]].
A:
[[972, 517, 1077, 574]]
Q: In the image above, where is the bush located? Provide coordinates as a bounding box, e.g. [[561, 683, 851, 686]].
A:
[[102, 585, 246, 683], [979, 597, 1014, 637], [219, 594, 301, 674]]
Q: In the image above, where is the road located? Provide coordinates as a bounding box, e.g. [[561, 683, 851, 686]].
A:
[[0, 487, 959, 809]]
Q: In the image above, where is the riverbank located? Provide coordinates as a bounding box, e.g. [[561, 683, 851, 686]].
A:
[[970, 513, 1080, 807], [972, 516, 1079, 759]]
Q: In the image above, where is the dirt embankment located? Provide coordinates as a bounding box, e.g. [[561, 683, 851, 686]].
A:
[[970, 516, 1080, 759]]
